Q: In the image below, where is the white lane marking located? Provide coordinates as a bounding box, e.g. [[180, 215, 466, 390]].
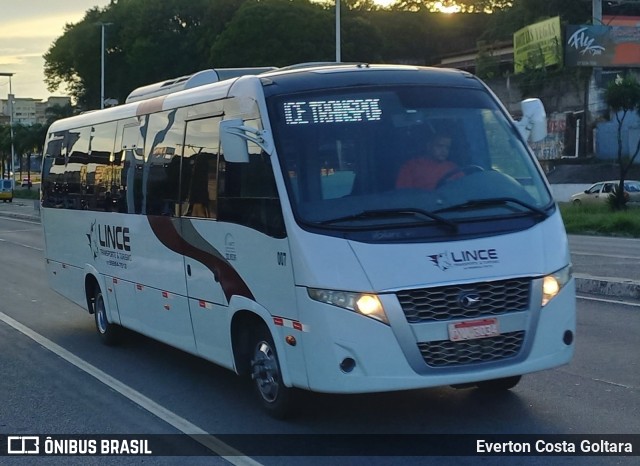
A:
[[0, 228, 41, 233], [0, 238, 43, 252], [0, 216, 40, 225], [593, 378, 634, 389], [577, 295, 640, 308], [0, 311, 263, 466]]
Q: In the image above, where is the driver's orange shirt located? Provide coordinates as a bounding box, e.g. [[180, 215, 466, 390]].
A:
[[395, 158, 458, 191]]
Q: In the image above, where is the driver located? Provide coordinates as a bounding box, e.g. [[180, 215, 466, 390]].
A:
[[395, 131, 459, 191]]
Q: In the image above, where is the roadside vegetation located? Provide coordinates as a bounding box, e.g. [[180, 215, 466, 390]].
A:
[[559, 202, 640, 238], [12, 188, 40, 200]]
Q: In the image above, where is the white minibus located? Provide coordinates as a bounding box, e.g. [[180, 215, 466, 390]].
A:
[[41, 64, 575, 417]]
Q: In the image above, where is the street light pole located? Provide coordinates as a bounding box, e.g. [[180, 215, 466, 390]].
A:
[[335, 1, 341, 63], [0, 72, 15, 181], [99, 23, 113, 109], [592, 0, 602, 24]]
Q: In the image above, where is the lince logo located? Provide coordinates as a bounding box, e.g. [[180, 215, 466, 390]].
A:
[[87, 221, 132, 269], [429, 248, 499, 271], [567, 27, 605, 56]]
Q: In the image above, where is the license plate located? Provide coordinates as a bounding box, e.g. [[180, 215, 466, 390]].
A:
[[448, 318, 500, 342]]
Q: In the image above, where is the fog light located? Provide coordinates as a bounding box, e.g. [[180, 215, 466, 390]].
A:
[[340, 357, 356, 373], [563, 330, 574, 345]]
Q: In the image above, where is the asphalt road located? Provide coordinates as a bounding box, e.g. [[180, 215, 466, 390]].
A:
[[0, 216, 638, 465], [569, 234, 640, 281]]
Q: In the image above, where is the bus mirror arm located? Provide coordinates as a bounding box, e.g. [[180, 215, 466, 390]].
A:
[[220, 119, 273, 163]]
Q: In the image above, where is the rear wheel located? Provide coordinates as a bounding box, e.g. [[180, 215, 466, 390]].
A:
[[250, 325, 296, 419], [475, 375, 521, 391], [94, 290, 120, 346]]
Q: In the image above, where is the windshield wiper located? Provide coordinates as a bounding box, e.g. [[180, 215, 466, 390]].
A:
[[319, 208, 458, 232], [434, 197, 548, 217]]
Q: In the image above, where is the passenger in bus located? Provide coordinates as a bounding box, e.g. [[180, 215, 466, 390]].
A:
[[395, 130, 460, 191]]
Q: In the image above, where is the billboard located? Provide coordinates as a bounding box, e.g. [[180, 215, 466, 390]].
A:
[[565, 24, 640, 67], [513, 17, 562, 74]]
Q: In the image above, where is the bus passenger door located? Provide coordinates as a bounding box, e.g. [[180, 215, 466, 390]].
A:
[[179, 115, 233, 366]]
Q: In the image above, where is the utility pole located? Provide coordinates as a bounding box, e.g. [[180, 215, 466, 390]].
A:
[[0, 72, 15, 181], [335, 1, 341, 63], [593, 0, 602, 24], [580, 1, 603, 156], [99, 23, 113, 109]]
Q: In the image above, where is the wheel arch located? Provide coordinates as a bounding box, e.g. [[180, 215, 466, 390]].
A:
[[228, 298, 293, 388], [83, 264, 106, 315], [84, 273, 101, 314]]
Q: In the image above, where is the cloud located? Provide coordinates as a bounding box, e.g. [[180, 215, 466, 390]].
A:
[[0, 14, 80, 40], [0, 11, 89, 98]]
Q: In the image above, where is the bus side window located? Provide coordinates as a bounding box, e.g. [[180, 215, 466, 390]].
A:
[[86, 122, 117, 212], [180, 117, 221, 219], [65, 128, 90, 210], [42, 131, 66, 208], [142, 109, 185, 216], [218, 152, 285, 238], [119, 121, 145, 214]]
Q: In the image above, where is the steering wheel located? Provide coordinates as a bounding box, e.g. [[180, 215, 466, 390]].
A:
[[436, 165, 485, 189]]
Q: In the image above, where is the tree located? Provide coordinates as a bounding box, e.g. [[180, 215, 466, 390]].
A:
[[480, 0, 590, 42], [44, 0, 246, 108], [0, 125, 11, 178], [210, 0, 336, 67], [45, 104, 77, 127], [393, 1, 512, 13], [605, 74, 640, 210]]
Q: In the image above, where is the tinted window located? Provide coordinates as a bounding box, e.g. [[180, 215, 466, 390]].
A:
[[218, 98, 285, 237], [85, 122, 117, 211], [180, 116, 221, 219], [268, 86, 553, 234], [142, 109, 186, 216]]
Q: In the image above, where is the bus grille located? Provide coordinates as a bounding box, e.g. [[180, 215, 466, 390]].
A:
[[417, 331, 525, 367], [396, 278, 530, 323]]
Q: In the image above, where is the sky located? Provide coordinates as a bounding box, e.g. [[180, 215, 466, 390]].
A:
[[0, 0, 115, 100]]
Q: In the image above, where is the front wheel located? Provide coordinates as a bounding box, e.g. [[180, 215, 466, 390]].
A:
[[94, 290, 120, 346], [250, 325, 296, 419]]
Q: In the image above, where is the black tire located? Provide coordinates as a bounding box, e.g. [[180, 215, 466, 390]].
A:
[[93, 290, 120, 346], [250, 325, 296, 419], [475, 375, 521, 392]]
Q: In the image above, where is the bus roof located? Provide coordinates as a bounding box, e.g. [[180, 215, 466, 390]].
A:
[[47, 64, 483, 133], [257, 63, 484, 98]]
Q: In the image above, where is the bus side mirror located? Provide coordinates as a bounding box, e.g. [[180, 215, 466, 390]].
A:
[[516, 98, 547, 143], [220, 119, 250, 163], [220, 119, 273, 163]]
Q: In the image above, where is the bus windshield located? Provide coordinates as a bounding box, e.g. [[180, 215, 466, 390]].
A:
[[268, 85, 553, 234]]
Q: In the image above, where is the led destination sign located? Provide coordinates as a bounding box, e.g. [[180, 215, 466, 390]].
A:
[[283, 98, 382, 125]]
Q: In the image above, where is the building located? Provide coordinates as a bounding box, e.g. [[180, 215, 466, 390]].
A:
[[0, 95, 72, 126]]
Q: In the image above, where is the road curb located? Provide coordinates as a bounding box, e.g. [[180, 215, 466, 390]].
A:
[[0, 209, 40, 223], [574, 274, 640, 301]]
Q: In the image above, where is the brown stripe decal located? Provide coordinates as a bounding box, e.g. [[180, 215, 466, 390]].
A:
[[147, 216, 254, 302]]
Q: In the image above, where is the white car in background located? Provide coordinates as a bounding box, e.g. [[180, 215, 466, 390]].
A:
[[571, 180, 640, 205]]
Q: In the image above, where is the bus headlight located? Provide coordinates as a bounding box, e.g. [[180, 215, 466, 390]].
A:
[[307, 288, 388, 324], [542, 265, 572, 306]]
